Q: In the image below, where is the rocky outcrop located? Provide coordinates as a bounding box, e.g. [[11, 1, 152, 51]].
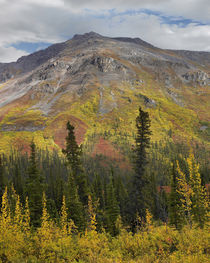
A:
[[0, 42, 66, 83], [136, 94, 157, 108], [182, 71, 209, 86], [1, 123, 45, 132], [90, 56, 124, 73]]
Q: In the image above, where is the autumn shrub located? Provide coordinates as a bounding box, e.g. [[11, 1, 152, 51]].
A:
[[0, 187, 209, 263]]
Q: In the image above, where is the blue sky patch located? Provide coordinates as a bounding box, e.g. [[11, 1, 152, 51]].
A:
[[88, 8, 207, 28], [11, 42, 52, 54]]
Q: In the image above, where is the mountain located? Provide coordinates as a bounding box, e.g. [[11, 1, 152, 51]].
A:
[[0, 31, 209, 156]]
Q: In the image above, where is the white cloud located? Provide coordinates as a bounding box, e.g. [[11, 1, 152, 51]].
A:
[[0, 46, 28, 63], [62, 0, 210, 23], [0, 0, 209, 62], [98, 13, 210, 51]]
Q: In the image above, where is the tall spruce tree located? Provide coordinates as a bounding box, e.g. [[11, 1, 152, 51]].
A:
[[62, 121, 83, 175], [13, 164, 24, 202], [105, 176, 120, 235], [66, 173, 85, 231], [62, 121, 89, 205], [0, 155, 6, 206], [25, 141, 44, 227], [131, 107, 152, 223], [150, 172, 159, 220], [169, 163, 183, 229], [92, 173, 105, 230]]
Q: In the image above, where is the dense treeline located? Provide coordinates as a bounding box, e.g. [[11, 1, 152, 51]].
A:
[[0, 107, 209, 262]]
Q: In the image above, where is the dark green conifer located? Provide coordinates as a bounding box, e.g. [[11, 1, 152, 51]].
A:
[[113, 175, 127, 218], [62, 121, 82, 175], [25, 141, 44, 227], [13, 164, 24, 201], [93, 173, 105, 209], [169, 163, 182, 229], [62, 121, 89, 205], [105, 176, 120, 235], [92, 173, 105, 230], [131, 107, 152, 221], [150, 172, 159, 220], [158, 187, 168, 222], [66, 173, 85, 231], [0, 155, 6, 206]]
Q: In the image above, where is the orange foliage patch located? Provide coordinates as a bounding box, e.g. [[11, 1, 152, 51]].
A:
[[52, 115, 88, 148], [157, 186, 171, 194], [157, 184, 210, 195], [92, 137, 131, 170], [0, 110, 9, 122], [12, 137, 31, 154]]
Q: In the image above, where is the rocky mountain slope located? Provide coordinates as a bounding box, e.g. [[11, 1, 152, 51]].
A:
[[0, 32, 209, 155]]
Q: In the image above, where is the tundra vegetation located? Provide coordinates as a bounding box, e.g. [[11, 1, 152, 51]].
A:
[[0, 107, 209, 263]]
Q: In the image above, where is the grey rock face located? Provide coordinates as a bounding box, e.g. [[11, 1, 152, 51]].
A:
[[136, 94, 157, 108], [90, 56, 123, 72], [1, 124, 45, 132], [200, 126, 208, 131], [182, 71, 210, 86], [0, 42, 66, 82]]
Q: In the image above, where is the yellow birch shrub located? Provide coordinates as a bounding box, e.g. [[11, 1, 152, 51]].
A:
[[176, 161, 193, 227], [168, 225, 209, 262], [56, 195, 76, 262], [77, 196, 113, 263], [187, 151, 208, 227], [145, 209, 153, 231], [176, 150, 209, 228], [0, 187, 12, 261], [60, 195, 68, 236], [76, 195, 112, 263], [87, 195, 97, 232], [0, 188, 26, 262], [22, 197, 31, 235], [34, 192, 61, 262], [13, 195, 26, 253]]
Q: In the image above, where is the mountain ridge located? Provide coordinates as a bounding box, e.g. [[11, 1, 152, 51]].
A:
[[0, 32, 209, 155], [1, 31, 210, 81]]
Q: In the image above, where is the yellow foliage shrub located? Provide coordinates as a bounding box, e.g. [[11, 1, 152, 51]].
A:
[[0, 188, 209, 262]]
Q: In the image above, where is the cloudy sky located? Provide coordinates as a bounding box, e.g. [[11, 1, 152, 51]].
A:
[[0, 0, 210, 62]]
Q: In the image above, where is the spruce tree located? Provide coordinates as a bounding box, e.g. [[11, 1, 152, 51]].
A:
[[92, 173, 105, 231], [62, 121, 89, 205], [25, 141, 44, 227], [150, 172, 159, 220], [13, 164, 24, 202], [131, 107, 152, 222], [62, 121, 82, 175], [113, 174, 127, 218], [158, 188, 168, 222], [0, 155, 6, 206], [105, 176, 120, 235], [92, 173, 105, 210], [169, 163, 183, 229], [66, 173, 85, 231]]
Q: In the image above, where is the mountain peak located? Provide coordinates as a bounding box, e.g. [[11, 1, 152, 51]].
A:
[[72, 31, 102, 40]]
